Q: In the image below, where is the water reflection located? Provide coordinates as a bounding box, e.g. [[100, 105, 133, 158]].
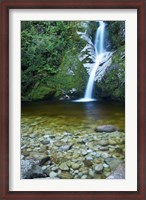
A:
[[21, 100, 125, 130]]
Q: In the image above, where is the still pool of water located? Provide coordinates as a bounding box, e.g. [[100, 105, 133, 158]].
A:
[[21, 100, 125, 133]]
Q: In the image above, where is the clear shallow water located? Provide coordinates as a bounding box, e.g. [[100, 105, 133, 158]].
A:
[[21, 100, 125, 132]]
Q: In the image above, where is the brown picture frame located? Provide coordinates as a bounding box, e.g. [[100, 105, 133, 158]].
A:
[[0, 0, 145, 199]]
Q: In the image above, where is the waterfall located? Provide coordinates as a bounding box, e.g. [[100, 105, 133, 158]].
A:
[[75, 21, 106, 102]]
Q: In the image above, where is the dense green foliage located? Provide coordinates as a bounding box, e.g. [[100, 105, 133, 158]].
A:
[[21, 21, 87, 100], [105, 21, 125, 51]]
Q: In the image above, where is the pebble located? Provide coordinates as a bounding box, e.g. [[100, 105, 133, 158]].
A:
[[59, 144, 72, 151], [21, 119, 125, 180], [81, 175, 87, 179], [87, 149, 92, 153], [41, 139, 50, 145], [98, 140, 109, 146], [21, 145, 26, 150], [101, 152, 109, 158], [74, 170, 79, 174], [59, 163, 69, 171], [95, 164, 103, 172], [59, 172, 73, 179], [103, 163, 109, 168], [82, 150, 88, 155], [71, 163, 80, 170], [85, 155, 93, 161], [30, 134, 36, 138], [89, 169, 95, 177], [42, 166, 47, 170], [49, 171, 58, 178]]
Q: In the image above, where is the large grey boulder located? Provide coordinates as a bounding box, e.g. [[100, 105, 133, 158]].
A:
[[21, 159, 47, 179], [106, 163, 125, 179], [95, 125, 118, 133]]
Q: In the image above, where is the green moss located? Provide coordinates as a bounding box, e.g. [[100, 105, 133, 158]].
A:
[[96, 45, 125, 101], [54, 49, 88, 98], [26, 84, 55, 100]]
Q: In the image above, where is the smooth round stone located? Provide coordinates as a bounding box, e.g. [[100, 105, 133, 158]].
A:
[[74, 170, 79, 174], [42, 166, 47, 170], [27, 148, 32, 152], [101, 152, 109, 159], [71, 163, 80, 170], [41, 140, 50, 145], [78, 172, 83, 177], [87, 149, 92, 153], [65, 161, 72, 167], [94, 158, 103, 164], [59, 172, 73, 179], [83, 160, 93, 167], [30, 134, 36, 138], [95, 164, 103, 172], [82, 150, 88, 156], [85, 155, 93, 161], [99, 146, 109, 151], [21, 145, 26, 150], [98, 140, 108, 146], [108, 138, 117, 145], [77, 157, 84, 163], [103, 163, 109, 168], [95, 125, 118, 133], [79, 166, 88, 174], [91, 152, 97, 156], [59, 163, 69, 171], [54, 141, 65, 147], [39, 147, 47, 153], [72, 153, 80, 159], [95, 153, 101, 158], [89, 169, 95, 177], [59, 144, 72, 151], [43, 135, 50, 138], [81, 175, 87, 179], [22, 150, 30, 156], [29, 152, 47, 160], [49, 171, 58, 178]]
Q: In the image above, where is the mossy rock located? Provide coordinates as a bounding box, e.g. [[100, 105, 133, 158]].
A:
[[96, 45, 125, 102]]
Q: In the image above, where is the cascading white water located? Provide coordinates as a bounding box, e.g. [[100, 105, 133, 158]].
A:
[[78, 21, 106, 102], [74, 21, 106, 102], [84, 53, 104, 101]]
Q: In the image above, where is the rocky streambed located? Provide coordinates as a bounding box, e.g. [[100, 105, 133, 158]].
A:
[[21, 123, 125, 179]]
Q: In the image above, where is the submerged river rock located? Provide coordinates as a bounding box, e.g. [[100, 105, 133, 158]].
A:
[[21, 101, 125, 179], [21, 123, 125, 179]]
